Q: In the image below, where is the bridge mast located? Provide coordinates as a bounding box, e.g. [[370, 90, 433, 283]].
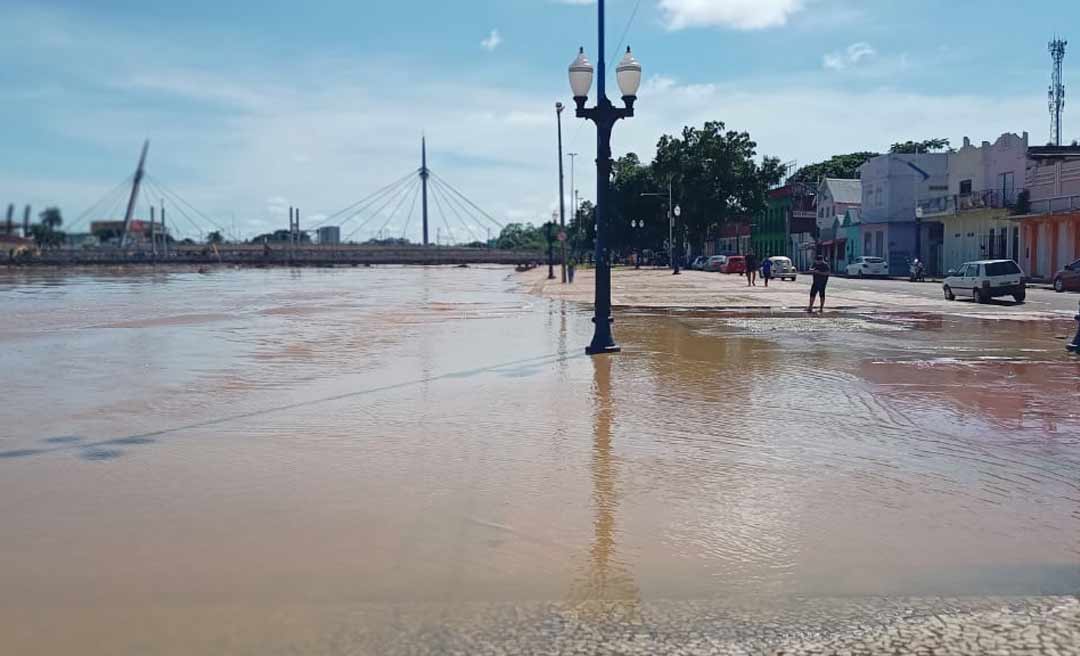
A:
[[421, 136, 430, 246], [119, 139, 149, 250]]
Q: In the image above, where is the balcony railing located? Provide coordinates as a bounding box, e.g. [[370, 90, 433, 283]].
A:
[[1026, 193, 1080, 215], [916, 189, 1011, 217]]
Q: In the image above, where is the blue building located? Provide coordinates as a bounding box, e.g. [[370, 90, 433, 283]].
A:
[[857, 153, 949, 275]]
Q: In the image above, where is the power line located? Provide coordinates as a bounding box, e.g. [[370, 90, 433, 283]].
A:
[[371, 176, 421, 239], [429, 171, 505, 230], [428, 181, 462, 245], [312, 169, 419, 229], [430, 178, 482, 244], [66, 175, 135, 233], [399, 175, 423, 240], [145, 174, 227, 235], [344, 177, 420, 242], [334, 172, 419, 229]]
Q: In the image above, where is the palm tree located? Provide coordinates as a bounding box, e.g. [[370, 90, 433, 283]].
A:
[[39, 207, 63, 231]]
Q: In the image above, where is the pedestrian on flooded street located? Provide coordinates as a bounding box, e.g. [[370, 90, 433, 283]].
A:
[[761, 256, 773, 288], [567, 257, 576, 284], [745, 250, 758, 287], [808, 254, 830, 313]]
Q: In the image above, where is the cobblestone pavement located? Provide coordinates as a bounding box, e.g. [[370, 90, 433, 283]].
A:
[[357, 597, 1080, 656], [525, 267, 1080, 319]]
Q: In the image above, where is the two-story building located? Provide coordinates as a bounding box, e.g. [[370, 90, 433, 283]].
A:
[[916, 132, 1028, 275], [814, 178, 861, 272], [752, 183, 816, 268], [857, 152, 949, 275], [1013, 145, 1080, 279]]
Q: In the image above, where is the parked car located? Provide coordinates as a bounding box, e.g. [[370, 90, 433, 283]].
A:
[[720, 255, 746, 274], [705, 255, 727, 272], [690, 256, 708, 271], [846, 256, 888, 277], [943, 259, 1026, 304], [1052, 258, 1080, 292], [762, 256, 796, 281]]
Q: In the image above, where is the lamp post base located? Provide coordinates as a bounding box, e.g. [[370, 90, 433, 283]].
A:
[[585, 342, 622, 355]]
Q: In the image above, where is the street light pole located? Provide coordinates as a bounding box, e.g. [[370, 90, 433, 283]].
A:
[[568, 0, 641, 355], [546, 221, 556, 280], [672, 204, 682, 274], [556, 103, 568, 284]]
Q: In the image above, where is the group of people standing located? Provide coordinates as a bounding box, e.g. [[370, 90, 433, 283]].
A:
[[741, 250, 832, 313]]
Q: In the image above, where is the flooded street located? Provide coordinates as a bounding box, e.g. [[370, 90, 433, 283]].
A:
[[1, 266, 1078, 654]]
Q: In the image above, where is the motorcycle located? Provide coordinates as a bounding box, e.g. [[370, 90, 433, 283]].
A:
[[909, 259, 926, 282]]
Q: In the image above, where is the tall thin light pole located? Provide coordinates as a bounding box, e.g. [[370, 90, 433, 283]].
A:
[[556, 102, 568, 283], [161, 199, 167, 257]]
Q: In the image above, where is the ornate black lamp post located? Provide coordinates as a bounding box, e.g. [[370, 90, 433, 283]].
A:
[[568, 2, 642, 355]]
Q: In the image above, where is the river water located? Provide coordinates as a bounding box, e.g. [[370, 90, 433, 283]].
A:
[[1, 266, 1078, 653]]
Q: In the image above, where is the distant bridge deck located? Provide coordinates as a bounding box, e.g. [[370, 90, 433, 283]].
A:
[[5, 244, 547, 267]]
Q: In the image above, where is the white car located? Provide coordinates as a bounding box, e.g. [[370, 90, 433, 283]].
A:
[[846, 256, 888, 277], [762, 256, 796, 281], [705, 255, 727, 272], [943, 259, 1026, 304]]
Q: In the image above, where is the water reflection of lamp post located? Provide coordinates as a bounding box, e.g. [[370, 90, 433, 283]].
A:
[[568, 354, 640, 612], [568, 0, 642, 355], [630, 219, 644, 269]]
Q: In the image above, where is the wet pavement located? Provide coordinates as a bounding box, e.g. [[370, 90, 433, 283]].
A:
[[1, 266, 1078, 655]]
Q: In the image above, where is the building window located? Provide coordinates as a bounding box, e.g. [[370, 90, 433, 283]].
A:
[[959, 179, 973, 195], [864, 233, 871, 255], [988, 228, 996, 258], [875, 231, 884, 257]]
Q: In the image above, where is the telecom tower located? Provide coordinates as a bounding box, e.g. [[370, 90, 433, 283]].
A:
[[1049, 37, 1067, 146]]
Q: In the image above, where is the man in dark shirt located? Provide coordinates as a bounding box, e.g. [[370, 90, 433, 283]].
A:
[[745, 250, 758, 287], [808, 254, 830, 313]]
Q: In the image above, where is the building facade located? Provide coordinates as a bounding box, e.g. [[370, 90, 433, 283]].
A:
[[916, 132, 1028, 275], [317, 226, 341, 245], [858, 152, 949, 275], [815, 178, 861, 270], [753, 183, 815, 265], [1014, 146, 1080, 279]]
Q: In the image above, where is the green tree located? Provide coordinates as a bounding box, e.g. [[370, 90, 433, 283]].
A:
[[207, 230, 225, 244], [790, 152, 879, 184], [494, 223, 545, 251], [39, 207, 63, 231], [648, 121, 784, 253], [567, 200, 595, 258], [30, 224, 65, 249], [889, 138, 951, 154]]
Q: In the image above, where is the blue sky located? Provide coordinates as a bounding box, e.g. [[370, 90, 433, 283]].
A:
[[2, 0, 1078, 240]]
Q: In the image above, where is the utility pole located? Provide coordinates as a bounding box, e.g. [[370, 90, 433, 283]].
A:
[[119, 139, 149, 251], [421, 137, 430, 246], [150, 206, 157, 258], [4, 204, 12, 235], [23, 205, 30, 238]]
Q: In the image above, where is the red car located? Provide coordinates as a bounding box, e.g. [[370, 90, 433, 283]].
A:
[[721, 255, 746, 274], [1053, 258, 1080, 292]]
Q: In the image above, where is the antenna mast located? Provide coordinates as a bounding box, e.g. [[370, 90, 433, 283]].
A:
[[1049, 37, 1067, 146], [421, 136, 430, 246]]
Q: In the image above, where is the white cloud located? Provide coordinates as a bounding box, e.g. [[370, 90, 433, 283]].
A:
[[823, 42, 876, 70], [480, 29, 502, 52], [659, 0, 805, 30]]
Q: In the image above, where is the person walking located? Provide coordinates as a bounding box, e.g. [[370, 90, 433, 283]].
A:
[[761, 255, 773, 288], [808, 254, 830, 313], [567, 256, 576, 284], [745, 250, 758, 287]]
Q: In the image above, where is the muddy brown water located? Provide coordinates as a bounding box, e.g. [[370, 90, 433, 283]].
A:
[[1, 266, 1078, 652]]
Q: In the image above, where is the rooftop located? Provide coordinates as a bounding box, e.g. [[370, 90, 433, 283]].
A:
[[822, 178, 862, 205]]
